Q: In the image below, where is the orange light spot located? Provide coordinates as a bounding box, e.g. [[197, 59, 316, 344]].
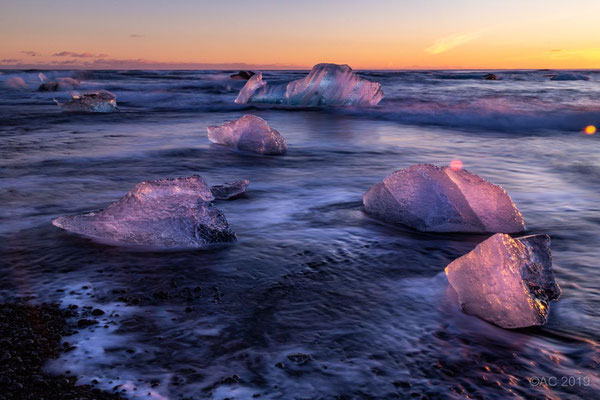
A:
[[584, 125, 596, 135], [450, 159, 463, 170]]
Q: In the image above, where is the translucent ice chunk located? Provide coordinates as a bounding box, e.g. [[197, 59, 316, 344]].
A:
[[210, 180, 250, 200], [207, 115, 287, 155], [363, 164, 524, 233], [52, 175, 236, 249], [445, 233, 561, 329], [234, 63, 383, 106], [55, 90, 118, 112]]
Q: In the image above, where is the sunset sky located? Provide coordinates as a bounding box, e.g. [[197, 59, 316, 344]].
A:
[[1, 0, 600, 69]]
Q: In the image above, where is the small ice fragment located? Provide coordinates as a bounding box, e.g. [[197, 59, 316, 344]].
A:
[[235, 63, 383, 106], [55, 90, 118, 112], [363, 164, 524, 233], [210, 180, 250, 200], [207, 115, 287, 155], [52, 175, 236, 249], [445, 233, 561, 329]]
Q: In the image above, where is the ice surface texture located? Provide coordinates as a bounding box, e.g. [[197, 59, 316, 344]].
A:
[[445, 233, 561, 329], [363, 164, 525, 233], [234, 63, 383, 106], [210, 180, 249, 200], [207, 115, 287, 155], [52, 176, 236, 249], [56, 90, 118, 112]]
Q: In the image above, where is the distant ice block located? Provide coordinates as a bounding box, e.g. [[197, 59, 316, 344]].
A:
[[363, 164, 524, 233], [207, 115, 287, 155], [52, 175, 236, 249], [234, 63, 383, 106], [210, 180, 250, 200], [39, 77, 80, 92], [230, 70, 255, 80], [445, 233, 561, 328], [550, 72, 590, 81], [3, 77, 27, 90], [55, 90, 118, 112]]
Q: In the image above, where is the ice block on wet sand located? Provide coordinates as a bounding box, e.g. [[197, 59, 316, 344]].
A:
[[445, 233, 561, 329], [363, 164, 525, 233], [207, 115, 287, 155], [52, 175, 236, 249], [235, 63, 383, 106]]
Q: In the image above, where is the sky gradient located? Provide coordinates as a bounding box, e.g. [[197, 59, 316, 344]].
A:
[[1, 0, 600, 69]]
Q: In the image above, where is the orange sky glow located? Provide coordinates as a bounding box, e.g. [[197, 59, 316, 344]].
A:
[[1, 0, 599, 70]]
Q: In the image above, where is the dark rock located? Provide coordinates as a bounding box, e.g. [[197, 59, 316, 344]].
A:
[[91, 309, 105, 316], [0, 302, 124, 399], [483, 73, 498, 80], [76, 319, 97, 328], [287, 353, 312, 365]]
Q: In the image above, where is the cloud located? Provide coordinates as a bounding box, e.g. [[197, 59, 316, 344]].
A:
[[0, 56, 305, 70], [20, 51, 39, 56], [130, 34, 144, 38], [425, 32, 480, 55], [52, 51, 107, 58], [0, 58, 20, 63]]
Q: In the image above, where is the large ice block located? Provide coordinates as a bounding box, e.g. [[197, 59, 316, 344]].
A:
[[52, 175, 236, 249], [55, 90, 118, 112], [445, 233, 561, 328], [234, 63, 383, 106], [207, 115, 287, 155], [363, 164, 524, 233]]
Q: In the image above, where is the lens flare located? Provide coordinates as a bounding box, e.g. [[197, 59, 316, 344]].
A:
[[450, 159, 463, 170], [584, 125, 596, 135]]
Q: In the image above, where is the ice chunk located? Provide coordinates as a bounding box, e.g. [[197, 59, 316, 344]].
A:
[[550, 72, 590, 81], [207, 115, 287, 155], [483, 73, 499, 80], [230, 70, 255, 80], [210, 180, 250, 200], [445, 233, 561, 328], [3, 77, 27, 90], [55, 90, 118, 112], [363, 164, 524, 233], [235, 63, 383, 106], [39, 77, 80, 92], [52, 175, 236, 249]]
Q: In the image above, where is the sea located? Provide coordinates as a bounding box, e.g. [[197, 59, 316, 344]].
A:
[[1, 69, 599, 399]]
